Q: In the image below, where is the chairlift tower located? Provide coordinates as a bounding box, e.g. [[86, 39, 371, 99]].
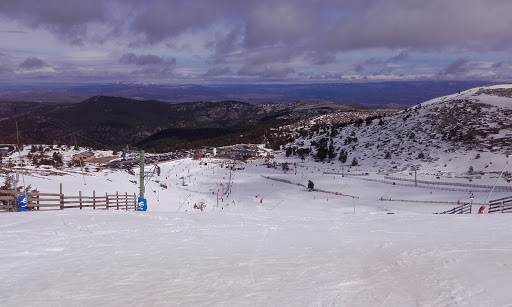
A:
[[123, 146, 145, 198], [139, 150, 145, 198], [15, 109, 27, 210]]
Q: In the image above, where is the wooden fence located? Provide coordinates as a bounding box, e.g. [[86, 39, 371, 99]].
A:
[[435, 203, 472, 214], [488, 196, 512, 213], [0, 186, 137, 212]]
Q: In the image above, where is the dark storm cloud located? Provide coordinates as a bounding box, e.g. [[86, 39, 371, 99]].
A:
[[492, 62, 505, 69], [243, 1, 324, 48], [438, 59, 469, 76], [18, 57, 49, 70], [2, 0, 512, 82], [375, 66, 397, 76], [354, 64, 365, 73], [354, 51, 409, 74], [129, 2, 212, 44], [126, 0, 253, 44], [3, 1, 512, 51], [387, 51, 409, 63], [203, 67, 231, 77], [0, 0, 105, 44], [322, 1, 512, 51], [207, 27, 243, 63]]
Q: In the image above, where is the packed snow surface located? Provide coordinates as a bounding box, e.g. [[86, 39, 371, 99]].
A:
[[2, 156, 512, 306]]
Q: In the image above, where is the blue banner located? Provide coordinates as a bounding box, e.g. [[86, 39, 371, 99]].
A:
[[137, 197, 147, 211], [18, 195, 27, 212]]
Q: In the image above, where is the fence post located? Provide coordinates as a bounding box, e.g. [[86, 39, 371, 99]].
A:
[[116, 191, 119, 210], [106, 192, 109, 210], [502, 200, 505, 213], [125, 192, 128, 210], [93, 190, 96, 210], [36, 194, 40, 210], [133, 193, 136, 210], [79, 191, 82, 210], [60, 183, 64, 210]]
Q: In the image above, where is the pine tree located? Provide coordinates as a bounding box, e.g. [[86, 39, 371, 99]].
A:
[[339, 149, 348, 163], [328, 141, 336, 160], [285, 147, 293, 157]]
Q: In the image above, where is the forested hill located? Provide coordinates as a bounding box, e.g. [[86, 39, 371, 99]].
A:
[[0, 95, 371, 150]]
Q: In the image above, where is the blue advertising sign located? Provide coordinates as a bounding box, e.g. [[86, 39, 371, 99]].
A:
[[137, 197, 147, 211], [18, 195, 27, 212]]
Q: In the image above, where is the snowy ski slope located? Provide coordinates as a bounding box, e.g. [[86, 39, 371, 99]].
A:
[[2, 155, 512, 306]]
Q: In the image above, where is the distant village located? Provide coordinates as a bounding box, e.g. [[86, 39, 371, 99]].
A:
[[0, 143, 273, 174], [71, 144, 273, 170], [194, 144, 272, 160]]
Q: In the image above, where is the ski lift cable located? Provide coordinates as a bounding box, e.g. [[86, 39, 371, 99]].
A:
[[145, 180, 160, 204], [268, 200, 284, 213], [42, 119, 114, 148], [262, 189, 276, 199], [43, 118, 158, 196], [143, 164, 158, 187], [43, 118, 113, 147], [177, 193, 192, 212], [74, 133, 87, 186], [484, 159, 509, 204]]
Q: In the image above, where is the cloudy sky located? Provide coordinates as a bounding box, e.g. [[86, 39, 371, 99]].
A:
[[0, 0, 511, 84]]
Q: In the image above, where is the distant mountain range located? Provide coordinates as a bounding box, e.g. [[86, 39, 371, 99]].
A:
[[0, 95, 373, 151], [1, 81, 506, 153], [0, 81, 491, 107]]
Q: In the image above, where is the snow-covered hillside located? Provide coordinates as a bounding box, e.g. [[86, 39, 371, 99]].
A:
[[277, 84, 512, 182]]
